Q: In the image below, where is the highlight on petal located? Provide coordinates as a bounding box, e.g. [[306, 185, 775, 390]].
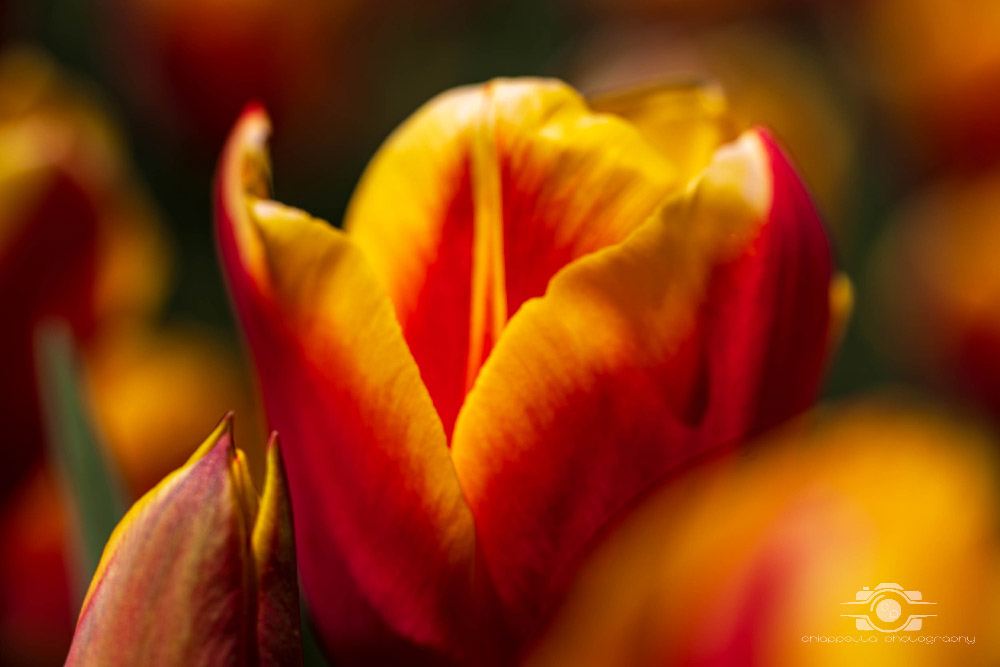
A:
[[65, 415, 300, 666], [450, 126, 833, 637], [215, 107, 484, 663], [526, 400, 1000, 666]]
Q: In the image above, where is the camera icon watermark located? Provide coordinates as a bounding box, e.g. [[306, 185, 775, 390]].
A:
[[841, 583, 936, 633]]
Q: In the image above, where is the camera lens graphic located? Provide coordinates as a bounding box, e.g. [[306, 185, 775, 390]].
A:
[[876, 599, 902, 623], [868, 589, 909, 631]]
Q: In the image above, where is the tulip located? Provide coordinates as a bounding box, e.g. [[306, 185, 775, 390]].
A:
[[65, 416, 301, 666], [216, 79, 839, 662], [525, 400, 1000, 666]]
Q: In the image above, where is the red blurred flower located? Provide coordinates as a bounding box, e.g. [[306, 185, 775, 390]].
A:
[[216, 79, 839, 663], [100, 0, 375, 163]]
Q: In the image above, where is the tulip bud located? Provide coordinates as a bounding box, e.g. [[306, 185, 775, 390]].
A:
[[65, 415, 301, 666]]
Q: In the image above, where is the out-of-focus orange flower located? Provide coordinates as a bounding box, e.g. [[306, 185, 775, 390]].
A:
[[835, 0, 1000, 168], [0, 47, 169, 500], [871, 169, 1000, 417], [216, 79, 839, 663], [65, 417, 301, 666], [573, 23, 859, 243], [526, 399, 1000, 666]]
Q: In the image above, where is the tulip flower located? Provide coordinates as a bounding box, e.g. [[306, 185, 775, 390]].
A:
[[216, 78, 838, 663], [65, 416, 301, 666], [526, 400, 1000, 666]]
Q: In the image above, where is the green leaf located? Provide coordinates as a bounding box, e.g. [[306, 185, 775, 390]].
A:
[[34, 320, 127, 601]]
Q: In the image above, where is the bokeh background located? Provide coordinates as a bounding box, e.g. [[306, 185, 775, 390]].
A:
[[2, 0, 1000, 664]]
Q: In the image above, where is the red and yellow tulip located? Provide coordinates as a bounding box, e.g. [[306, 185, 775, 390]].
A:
[[65, 416, 300, 666], [216, 78, 839, 663], [526, 399, 1000, 666]]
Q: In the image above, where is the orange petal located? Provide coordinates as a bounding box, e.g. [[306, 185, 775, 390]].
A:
[[66, 417, 257, 666], [451, 129, 833, 637], [344, 79, 680, 435], [215, 107, 482, 662]]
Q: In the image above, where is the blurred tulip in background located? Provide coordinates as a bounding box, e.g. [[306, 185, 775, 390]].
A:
[[831, 0, 1000, 171], [0, 49, 260, 666], [527, 399, 1000, 666], [871, 169, 1000, 418]]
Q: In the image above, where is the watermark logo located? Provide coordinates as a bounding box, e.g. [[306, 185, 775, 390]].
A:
[[841, 583, 936, 633]]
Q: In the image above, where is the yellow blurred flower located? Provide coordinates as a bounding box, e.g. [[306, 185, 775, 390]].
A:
[[528, 399, 1000, 666]]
